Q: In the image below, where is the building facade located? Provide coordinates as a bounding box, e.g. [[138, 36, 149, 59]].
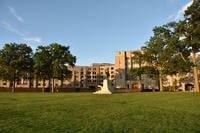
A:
[[114, 50, 158, 90], [0, 63, 115, 89], [67, 63, 115, 88], [0, 50, 199, 91]]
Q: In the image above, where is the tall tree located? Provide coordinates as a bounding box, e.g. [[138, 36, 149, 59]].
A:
[[34, 44, 76, 92], [0, 43, 33, 92], [144, 26, 172, 91], [34, 45, 52, 92], [144, 21, 193, 91], [129, 51, 145, 90], [49, 43, 76, 92], [176, 0, 200, 92], [163, 22, 191, 78]]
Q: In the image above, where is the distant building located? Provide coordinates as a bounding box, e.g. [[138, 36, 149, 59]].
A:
[[67, 63, 115, 88], [0, 63, 115, 89], [114, 50, 157, 90], [0, 50, 199, 91]]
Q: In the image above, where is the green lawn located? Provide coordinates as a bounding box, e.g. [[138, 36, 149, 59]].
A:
[[0, 92, 200, 133]]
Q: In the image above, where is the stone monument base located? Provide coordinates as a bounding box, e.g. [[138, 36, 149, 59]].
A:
[[93, 79, 113, 94]]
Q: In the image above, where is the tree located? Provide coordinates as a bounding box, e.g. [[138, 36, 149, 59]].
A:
[[49, 43, 76, 92], [34, 45, 52, 92], [129, 51, 145, 90], [144, 26, 172, 91], [162, 22, 191, 82], [143, 21, 193, 91], [0, 43, 33, 92], [176, 0, 200, 92], [34, 43, 76, 93]]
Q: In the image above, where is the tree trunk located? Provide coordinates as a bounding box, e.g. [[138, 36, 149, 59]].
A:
[[192, 51, 199, 92], [42, 79, 45, 92], [12, 72, 15, 93], [139, 63, 143, 91], [51, 78, 54, 93], [48, 78, 51, 88], [28, 78, 31, 88], [61, 78, 63, 88], [34, 76, 38, 89], [28, 75, 32, 88], [159, 71, 163, 92], [139, 74, 143, 91], [12, 80, 15, 93]]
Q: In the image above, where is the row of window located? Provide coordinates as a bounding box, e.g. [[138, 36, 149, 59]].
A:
[[76, 67, 114, 74], [76, 71, 115, 76], [76, 71, 97, 75], [100, 71, 115, 74], [76, 74, 115, 79], [79, 68, 97, 71], [100, 67, 114, 70]]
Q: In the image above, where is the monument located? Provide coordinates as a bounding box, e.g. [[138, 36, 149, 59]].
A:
[[93, 68, 114, 94]]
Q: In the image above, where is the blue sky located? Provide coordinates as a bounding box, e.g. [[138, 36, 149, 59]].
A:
[[0, 0, 192, 65]]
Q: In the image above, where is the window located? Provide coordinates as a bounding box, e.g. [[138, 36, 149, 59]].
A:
[[3, 81, 6, 86], [93, 72, 96, 75], [75, 71, 78, 74], [87, 72, 91, 74], [111, 67, 114, 70]]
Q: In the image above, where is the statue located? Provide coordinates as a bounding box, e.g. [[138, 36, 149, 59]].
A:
[[93, 68, 113, 94], [105, 68, 110, 79]]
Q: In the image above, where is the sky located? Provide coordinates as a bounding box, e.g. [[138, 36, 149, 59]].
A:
[[0, 0, 193, 66]]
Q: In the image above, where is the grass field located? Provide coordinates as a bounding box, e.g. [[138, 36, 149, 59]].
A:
[[0, 92, 200, 133]]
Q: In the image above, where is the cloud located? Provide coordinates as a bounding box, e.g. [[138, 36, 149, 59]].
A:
[[0, 21, 25, 36], [175, 0, 193, 20], [8, 6, 23, 23], [168, 0, 193, 21], [22, 37, 42, 43], [0, 21, 42, 43], [1, 7, 42, 44]]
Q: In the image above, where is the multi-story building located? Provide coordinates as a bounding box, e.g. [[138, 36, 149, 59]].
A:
[[0, 63, 115, 90], [0, 49, 199, 91], [67, 63, 115, 88], [115, 50, 158, 90], [0, 49, 171, 90], [114, 50, 200, 91]]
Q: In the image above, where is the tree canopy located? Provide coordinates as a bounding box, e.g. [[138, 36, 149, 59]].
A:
[[33, 43, 76, 92], [0, 42, 76, 92], [0, 43, 33, 92]]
